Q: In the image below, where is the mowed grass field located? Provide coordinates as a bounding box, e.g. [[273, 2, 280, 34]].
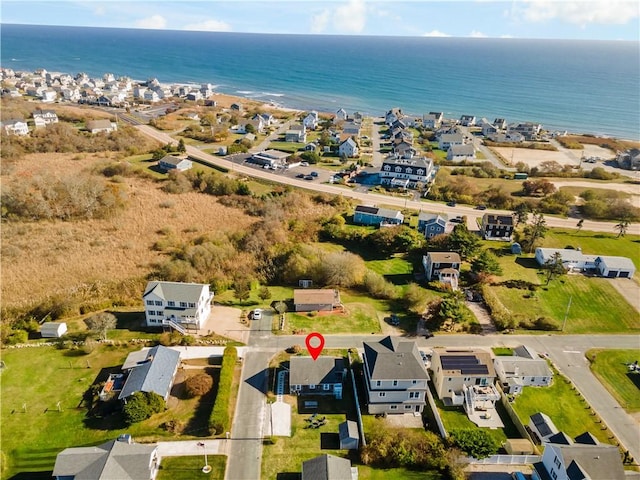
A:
[[512, 367, 616, 444], [157, 455, 226, 480], [587, 349, 640, 413]]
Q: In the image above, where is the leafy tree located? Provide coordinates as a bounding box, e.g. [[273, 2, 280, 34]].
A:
[[513, 202, 530, 226], [446, 224, 480, 260], [274, 301, 288, 315], [369, 225, 424, 256], [177, 138, 186, 153], [300, 151, 321, 164], [471, 250, 503, 276], [185, 373, 214, 398], [123, 391, 165, 425], [233, 278, 252, 303], [84, 312, 117, 340], [258, 286, 272, 301], [437, 292, 468, 324], [449, 429, 499, 459], [520, 212, 547, 253], [544, 251, 566, 285], [401, 283, 428, 315]]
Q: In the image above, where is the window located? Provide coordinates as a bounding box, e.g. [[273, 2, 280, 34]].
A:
[[393, 380, 398, 386], [146, 300, 154, 306], [148, 311, 155, 316], [412, 380, 417, 385], [168, 301, 175, 307], [309, 384, 316, 390], [376, 381, 381, 387], [409, 392, 420, 399], [154, 300, 162, 306], [395, 166, 402, 173], [379, 392, 386, 397], [405, 405, 412, 409], [323, 384, 330, 391], [390, 405, 397, 410], [406, 168, 412, 174], [417, 169, 424, 175], [180, 302, 187, 308], [188, 302, 196, 308]]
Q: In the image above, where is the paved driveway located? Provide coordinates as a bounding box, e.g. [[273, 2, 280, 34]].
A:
[[607, 278, 640, 313]]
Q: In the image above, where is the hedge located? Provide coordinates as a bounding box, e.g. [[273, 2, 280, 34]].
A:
[[479, 284, 514, 330], [209, 346, 237, 435]]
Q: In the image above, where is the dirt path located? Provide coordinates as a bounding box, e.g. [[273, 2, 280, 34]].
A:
[[465, 301, 497, 334]]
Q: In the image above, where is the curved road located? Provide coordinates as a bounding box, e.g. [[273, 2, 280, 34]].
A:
[[135, 124, 640, 235]]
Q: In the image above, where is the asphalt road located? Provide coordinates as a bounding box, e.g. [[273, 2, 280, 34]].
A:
[[134, 124, 640, 235]]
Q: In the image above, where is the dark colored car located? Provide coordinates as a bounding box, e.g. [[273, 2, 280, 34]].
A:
[[304, 175, 314, 180], [389, 314, 400, 326], [310, 171, 319, 177], [446, 201, 456, 207], [476, 205, 487, 210], [296, 173, 305, 178]]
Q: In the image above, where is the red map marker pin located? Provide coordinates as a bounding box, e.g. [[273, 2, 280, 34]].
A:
[[305, 332, 325, 361]]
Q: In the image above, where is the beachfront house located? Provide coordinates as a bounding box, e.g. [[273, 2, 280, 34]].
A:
[[362, 336, 429, 414], [507, 122, 542, 141], [289, 356, 345, 399], [143, 281, 213, 331], [459, 115, 476, 126], [303, 111, 319, 130], [423, 112, 443, 129], [616, 148, 640, 170], [338, 137, 359, 157], [353, 205, 404, 226]]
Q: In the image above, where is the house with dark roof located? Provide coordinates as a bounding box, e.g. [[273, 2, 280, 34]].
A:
[[353, 205, 404, 227], [302, 454, 356, 480], [418, 213, 453, 238], [379, 156, 436, 189], [53, 437, 159, 480], [289, 357, 345, 399], [534, 431, 625, 480], [158, 155, 192, 172], [528, 412, 559, 444], [143, 281, 213, 330], [118, 345, 180, 403], [494, 345, 552, 395], [362, 336, 429, 414], [293, 289, 341, 312], [481, 213, 515, 241], [615, 148, 640, 170]]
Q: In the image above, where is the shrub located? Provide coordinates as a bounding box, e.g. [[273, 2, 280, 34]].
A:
[[185, 373, 214, 398], [480, 284, 515, 330], [209, 346, 237, 435], [123, 391, 166, 424], [449, 429, 499, 459]]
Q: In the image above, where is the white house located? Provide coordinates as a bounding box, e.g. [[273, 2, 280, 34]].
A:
[[142, 281, 213, 331], [379, 156, 435, 189], [33, 109, 59, 128], [303, 111, 319, 130], [334, 108, 348, 124], [86, 119, 117, 134], [438, 133, 464, 150], [459, 114, 476, 126], [594, 256, 636, 278], [1, 118, 29, 136], [362, 336, 429, 414], [158, 155, 192, 172], [447, 144, 476, 161], [423, 112, 443, 129], [493, 345, 552, 395], [338, 137, 359, 158]]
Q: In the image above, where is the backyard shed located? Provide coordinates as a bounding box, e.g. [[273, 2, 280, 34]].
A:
[[41, 322, 67, 338], [339, 420, 359, 450], [504, 438, 535, 455]]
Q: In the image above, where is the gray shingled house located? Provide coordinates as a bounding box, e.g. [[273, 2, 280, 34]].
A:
[[362, 336, 429, 414], [118, 345, 180, 403], [53, 437, 159, 480], [289, 357, 346, 399], [301, 454, 356, 480]]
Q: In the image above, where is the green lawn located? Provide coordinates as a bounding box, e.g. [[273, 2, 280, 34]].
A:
[[587, 349, 640, 413], [285, 305, 381, 335], [0, 345, 227, 479], [512, 367, 616, 444], [157, 455, 226, 480], [365, 254, 413, 277], [268, 141, 303, 153]]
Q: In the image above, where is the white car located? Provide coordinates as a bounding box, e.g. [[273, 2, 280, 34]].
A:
[[300, 161, 309, 167], [252, 309, 262, 320]]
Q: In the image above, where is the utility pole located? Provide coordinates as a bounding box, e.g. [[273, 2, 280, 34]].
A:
[[562, 295, 573, 332]]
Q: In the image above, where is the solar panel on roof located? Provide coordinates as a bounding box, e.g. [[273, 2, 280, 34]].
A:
[[441, 355, 489, 375], [356, 206, 379, 214]]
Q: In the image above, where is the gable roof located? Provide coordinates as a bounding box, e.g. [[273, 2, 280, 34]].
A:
[[354, 205, 402, 220], [339, 420, 358, 442], [448, 144, 475, 155], [530, 412, 558, 438], [433, 348, 495, 377], [289, 357, 344, 386], [554, 442, 625, 480], [363, 336, 428, 381], [159, 155, 187, 167], [418, 213, 448, 226], [118, 345, 180, 400], [595, 255, 636, 270], [86, 119, 113, 130], [482, 213, 514, 227], [302, 454, 353, 480], [294, 289, 340, 306], [427, 251, 461, 264], [494, 356, 552, 378], [143, 281, 208, 304], [53, 439, 157, 480]]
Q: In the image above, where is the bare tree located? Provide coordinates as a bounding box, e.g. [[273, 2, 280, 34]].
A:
[[576, 219, 584, 232]]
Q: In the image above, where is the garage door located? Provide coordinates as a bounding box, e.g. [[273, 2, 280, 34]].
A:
[[619, 271, 630, 278], [607, 271, 617, 278]]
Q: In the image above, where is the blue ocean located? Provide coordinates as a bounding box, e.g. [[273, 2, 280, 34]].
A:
[[1, 24, 639, 140]]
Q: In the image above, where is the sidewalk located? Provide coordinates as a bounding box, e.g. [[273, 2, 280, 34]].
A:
[[157, 439, 229, 458]]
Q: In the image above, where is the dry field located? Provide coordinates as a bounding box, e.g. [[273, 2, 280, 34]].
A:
[[1, 152, 257, 308]]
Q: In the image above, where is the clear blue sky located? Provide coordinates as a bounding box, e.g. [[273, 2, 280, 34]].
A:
[[2, 1, 639, 40]]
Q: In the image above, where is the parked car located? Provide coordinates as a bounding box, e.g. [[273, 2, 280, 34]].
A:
[[310, 171, 319, 177], [304, 175, 314, 180], [446, 201, 457, 207], [451, 216, 464, 223], [300, 161, 309, 167], [296, 173, 305, 178], [389, 314, 400, 326], [252, 309, 262, 320], [476, 205, 487, 210]]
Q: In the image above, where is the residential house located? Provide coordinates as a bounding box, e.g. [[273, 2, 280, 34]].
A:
[[478, 118, 497, 136], [40, 89, 57, 102], [118, 345, 181, 403], [393, 141, 416, 159], [251, 149, 290, 167], [533, 432, 625, 480], [303, 111, 319, 130], [534, 248, 596, 272], [493, 118, 507, 130], [508, 122, 542, 141], [615, 148, 640, 170], [493, 345, 552, 395], [379, 156, 436, 189], [446, 144, 476, 161], [302, 454, 357, 480], [334, 108, 347, 124], [158, 155, 192, 172], [438, 133, 464, 151], [422, 252, 461, 290], [385, 108, 403, 126], [186, 91, 202, 102], [459, 114, 476, 126], [338, 137, 359, 158], [285, 124, 307, 143], [488, 131, 525, 143], [362, 336, 429, 414], [594, 255, 636, 278], [53, 437, 159, 480], [342, 121, 360, 135], [143, 90, 160, 103], [417, 213, 453, 238], [481, 213, 515, 241], [338, 421, 359, 450], [1, 118, 29, 135], [529, 412, 559, 444], [293, 289, 341, 312], [289, 357, 345, 399], [430, 348, 496, 406], [260, 113, 275, 126], [390, 118, 407, 131], [86, 119, 117, 134], [423, 112, 443, 129], [353, 205, 404, 226], [143, 280, 213, 330]]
